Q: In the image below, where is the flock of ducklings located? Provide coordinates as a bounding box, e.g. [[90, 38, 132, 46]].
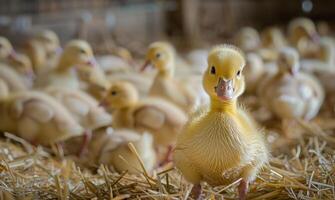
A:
[[0, 17, 334, 199]]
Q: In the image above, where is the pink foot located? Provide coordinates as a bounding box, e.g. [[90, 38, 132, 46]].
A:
[[159, 145, 173, 166], [191, 184, 202, 200], [238, 179, 248, 200], [78, 130, 92, 157]]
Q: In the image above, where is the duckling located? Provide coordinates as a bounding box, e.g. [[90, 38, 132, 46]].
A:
[[234, 27, 261, 52], [244, 53, 265, 94], [0, 91, 83, 145], [36, 40, 97, 89], [88, 127, 156, 173], [261, 27, 287, 50], [0, 36, 15, 61], [34, 29, 61, 59], [0, 63, 27, 92], [142, 41, 197, 112], [288, 18, 320, 58], [0, 79, 9, 99], [99, 81, 187, 163], [107, 72, 153, 98], [301, 37, 335, 73], [260, 47, 324, 137], [23, 39, 48, 75], [45, 86, 112, 156], [174, 45, 268, 200]]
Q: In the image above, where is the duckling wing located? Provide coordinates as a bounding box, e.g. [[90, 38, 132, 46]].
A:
[[23, 100, 54, 123], [63, 96, 90, 117], [133, 106, 166, 130]]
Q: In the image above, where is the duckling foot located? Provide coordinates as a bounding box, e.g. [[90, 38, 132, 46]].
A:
[[78, 130, 92, 157], [159, 145, 173, 167], [238, 179, 248, 200], [190, 184, 203, 200]]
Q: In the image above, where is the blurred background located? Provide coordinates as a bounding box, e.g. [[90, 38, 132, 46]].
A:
[[0, 0, 334, 56]]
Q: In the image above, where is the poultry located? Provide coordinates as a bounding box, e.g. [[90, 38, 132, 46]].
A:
[[0, 90, 83, 145], [0, 79, 9, 99], [234, 27, 261, 52], [45, 86, 112, 156], [301, 37, 335, 74], [86, 127, 156, 173], [99, 81, 187, 164], [0, 63, 28, 92], [260, 26, 287, 62], [142, 41, 198, 112], [244, 53, 265, 94], [23, 39, 48, 75], [288, 17, 320, 58], [34, 29, 61, 59], [35, 40, 97, 89], [173, 45, 269, 200], [0, 36, 35, 81], [107, 72, 153, 98], [259, 47, 324, 138]]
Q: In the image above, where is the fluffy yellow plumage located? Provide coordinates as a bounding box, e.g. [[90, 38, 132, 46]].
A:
[[174, 45, 269, 200]]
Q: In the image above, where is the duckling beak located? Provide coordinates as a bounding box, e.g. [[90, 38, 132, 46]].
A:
[[7, 50, 18, 61], [141, 60, 151, 72], [98, 99, 107, 107], [215, 78, 234, 101], [86, 57, 97, 68]]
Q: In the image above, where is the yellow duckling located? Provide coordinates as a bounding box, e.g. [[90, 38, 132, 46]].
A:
[[87, 127, 156, 173], [99, 81, 187, 163], [244, 53, 265, 94], [288, 17, 320, 58], [234, 27, 261, 52], [36, 40, 97, 89], [260, 47, 324, 137], [0, 63, 28, 92], [173, 45, 269, 200], [45, 86, 112, 156], [0, 90, 83, 145], [34, 29, 61, 59], [261, 26, 287, 50], [142, 41, 197, 112], [23, 39, 48, 75]]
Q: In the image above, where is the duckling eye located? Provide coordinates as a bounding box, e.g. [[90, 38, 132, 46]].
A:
[[210, 66, 216, 75], [79, 49, 86, 54], [237, 70, 241, 76], [156, 53, 161, 59], [111, 91, 117, 96]]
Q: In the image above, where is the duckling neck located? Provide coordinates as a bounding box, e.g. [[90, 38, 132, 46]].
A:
[[56, 57, 72, 73], [157, 61, 174, 78], [210, 98, 237, 114]]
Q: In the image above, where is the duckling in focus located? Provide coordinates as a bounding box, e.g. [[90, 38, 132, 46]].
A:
[[142, 41, 197, 112], [288, 18, 320, 58], [174, 45, 268, 200], [260, 47, 324, 138], [99, 81, 187, 163], [36, 40, 97, 89], [0, 91, 83, 145], [45, 86, 112, 156], [244, 53, 265, 94], [88, 127, 156, 173]]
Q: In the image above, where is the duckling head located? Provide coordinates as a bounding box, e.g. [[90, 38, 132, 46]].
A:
[[261, 27, 286, 49], [57, 40, 97, 71], [277, 47, 300, 76], [235, 27, 260, 52], [142, 41, 175, 76], [7, 53, 34, 78], [100, 81, 138, 109], [288, 18, 319, 43], [0, 36, 14, 59], [203, 45, 246, 102], [35, 29, 61, 56]]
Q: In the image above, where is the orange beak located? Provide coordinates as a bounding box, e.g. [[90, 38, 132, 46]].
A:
[[141, 60, 151, 72]]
